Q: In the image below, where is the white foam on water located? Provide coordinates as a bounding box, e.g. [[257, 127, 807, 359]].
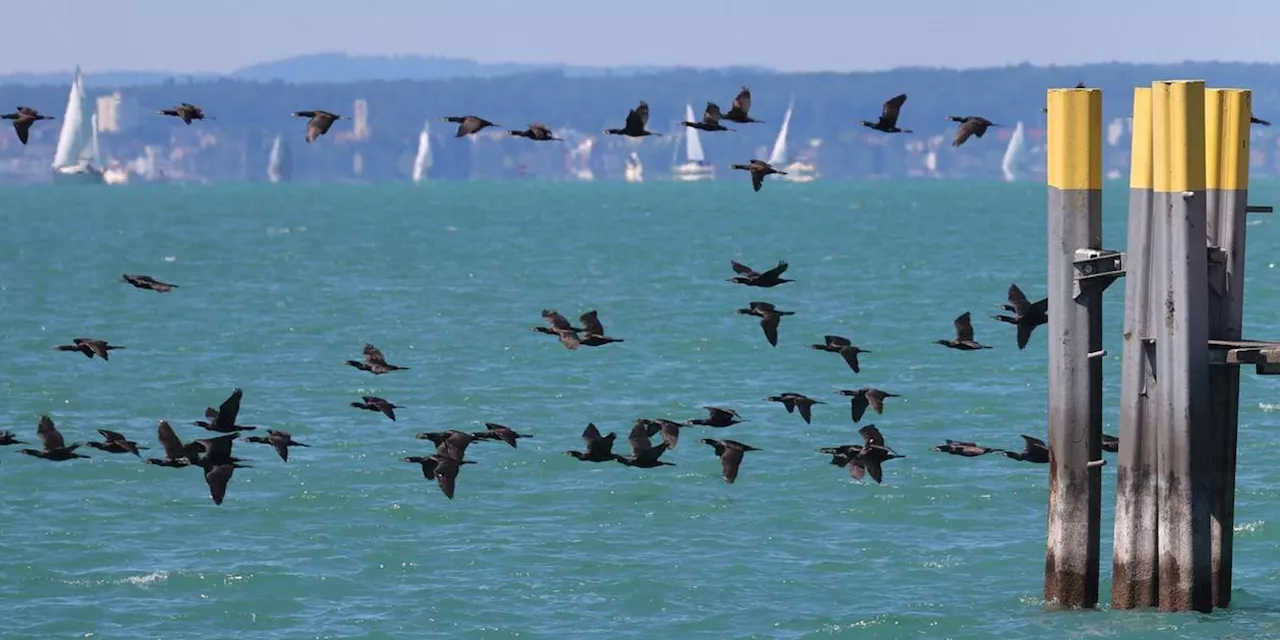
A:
[[1235, 520, 1265, 535]]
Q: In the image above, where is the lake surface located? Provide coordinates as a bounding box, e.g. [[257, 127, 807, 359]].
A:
[[2, 180, 1280, 639]]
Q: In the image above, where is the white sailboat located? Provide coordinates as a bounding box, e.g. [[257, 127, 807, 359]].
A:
[[267, 134, 292, 183], [412, 120, 432, 183], [51, 66, 105, 185], [671, 104, 714, 181], [1001, 121, 1027, 182], [769, 100, 817, 182], [624, 152, 644, 183]]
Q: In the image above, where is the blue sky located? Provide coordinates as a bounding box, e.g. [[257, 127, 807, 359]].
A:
[[11, 0, 1280, 74]]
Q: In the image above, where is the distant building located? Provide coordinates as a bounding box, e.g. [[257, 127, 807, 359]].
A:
[[353, 99, 370, 140], [96, 91, 139, 133]]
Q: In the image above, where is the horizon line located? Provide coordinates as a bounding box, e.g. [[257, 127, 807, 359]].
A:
[[2, 54, 1279, 81]]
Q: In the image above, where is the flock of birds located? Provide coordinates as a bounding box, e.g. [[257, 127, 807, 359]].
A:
[[5, 87, 1019, 193], [0, 252, 1124, 506], [5, 82, 1189, 504]]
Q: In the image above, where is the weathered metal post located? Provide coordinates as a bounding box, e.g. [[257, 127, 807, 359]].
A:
[[1203, 88, 1251, 608], [1151, 79, 1213, 613], [1112, 87, 1160, 610], [1044, 86, 1105, 608]]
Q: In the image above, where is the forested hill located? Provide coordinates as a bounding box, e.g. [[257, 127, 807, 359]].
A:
[[0, 53, 769, 87]]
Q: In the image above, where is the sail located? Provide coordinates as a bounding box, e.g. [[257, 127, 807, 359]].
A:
[[90, 113, 102, 166], [1001, 121, 1026, 182], [412, 120, 431, 183], [52, 66, 95, 170], [267, 134, 292, 183], [683, 104, 705, 163], [768, 101, 793, 166]]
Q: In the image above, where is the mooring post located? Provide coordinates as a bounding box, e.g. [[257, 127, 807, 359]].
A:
[[1151, 79, 1213, 613], [1044, 86, 1104, 609], [1204, 88, 1252, 608], [1112, 86, 1160, 610]]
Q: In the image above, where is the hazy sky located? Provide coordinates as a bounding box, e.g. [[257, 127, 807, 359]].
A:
[[10, 0, 1280, 74]]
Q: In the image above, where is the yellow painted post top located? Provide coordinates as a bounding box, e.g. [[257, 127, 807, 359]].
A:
[[1152, 80, 1206, 193], [1047, 88, 1102, 190], [1130, 88, 1152, 190], [1204, 88, 1251, 191]]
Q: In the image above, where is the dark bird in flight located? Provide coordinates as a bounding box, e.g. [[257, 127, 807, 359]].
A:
[[838, 387, 900, 423], [932, 439, 1005, 457], [701, 438, 760, 484], [722, 87, 762, 124], [728, 260, 792, 287], [819, 425, 903, 484], [185, 433, 249, 505], [937, 312, 993, 350], [736, 301, 794, 347], [992, 283, 1048, 350], [1252, 115, 1271, 126], [244, 429, 309, 462], [635, 418, 684, 450], [404, 453, 474, 499], [811, 335, 870, 373], [948, 115, 999, 147], [687, 406, 744, 428], [605, 101, 661, 137], [1000, 435, 1050, 463], [1102, 433, 1120, 453], [861, 94, 912, 133], [193, 411, 257, 432], [765, 392, 824, 424], [473, 422, 533, 448], [683, 102, 734, 132], [615, 423, 675, 468], [577, 310, 624, 347], [3, 106, 54, 144], [346, 343, 409, 374], [145, 420, 193, 468], [87, 429, 147, 456], [535, 309, 584, 350], [0, 430, 27, 446], [19, 415, 89, 461], [350, 395, 400, 421], [565, 423, 620, 462], [416, 430, 479, 461], [509, 123, 561, 141], [122, 273, 178, 292], [292, 110, 343, 143], [731, 159, 786, 192], [53, 337, 124, 361], [443, 115, 498, 137], [158, 103, 209, 125], [194, 388, 256, 433]]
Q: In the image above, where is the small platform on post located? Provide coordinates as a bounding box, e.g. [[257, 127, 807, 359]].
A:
[[1208, 339, 1280, 374]]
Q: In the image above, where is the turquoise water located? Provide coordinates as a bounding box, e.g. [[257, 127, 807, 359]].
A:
[[3, 180, 1280, 639]]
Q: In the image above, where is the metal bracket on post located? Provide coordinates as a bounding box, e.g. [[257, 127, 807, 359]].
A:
[[1246, 205, 1273, 213], [1073, 248, 1127, 299]]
